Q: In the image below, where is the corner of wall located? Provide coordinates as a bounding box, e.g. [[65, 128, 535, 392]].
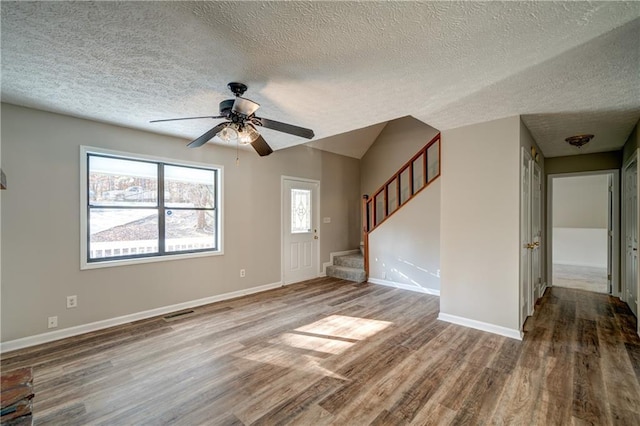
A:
[[622, 119, 640, 165], [440, 116, 522, 333]]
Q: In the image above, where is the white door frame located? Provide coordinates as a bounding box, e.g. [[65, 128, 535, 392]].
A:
[[545, 169, 620, 295], [531, 161, 543, 303], [281, 176, 321, 284], [621, 151, 638, 319], [520, 147, 533, 327]]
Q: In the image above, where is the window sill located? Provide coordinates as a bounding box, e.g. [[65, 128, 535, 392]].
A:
[[80, 249, 224, 270]]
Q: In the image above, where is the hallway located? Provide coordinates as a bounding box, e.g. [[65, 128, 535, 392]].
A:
[[525, 286, 640, 424], [552, 263, 608, 293]]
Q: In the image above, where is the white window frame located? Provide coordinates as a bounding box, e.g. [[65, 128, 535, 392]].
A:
[[80, 146, 224, 270]]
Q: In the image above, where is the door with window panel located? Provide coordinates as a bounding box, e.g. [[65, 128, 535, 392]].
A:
[[283, 178, 319, 284]]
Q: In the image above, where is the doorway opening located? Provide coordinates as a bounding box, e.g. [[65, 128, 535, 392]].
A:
[[547, 171, 619, 294]]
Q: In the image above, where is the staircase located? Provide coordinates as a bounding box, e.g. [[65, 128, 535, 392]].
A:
[[362, 133, 441, 278], [326, 253, 366, 283]]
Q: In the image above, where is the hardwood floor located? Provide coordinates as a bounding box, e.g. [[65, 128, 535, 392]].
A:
[[1, 278, 639, 425]]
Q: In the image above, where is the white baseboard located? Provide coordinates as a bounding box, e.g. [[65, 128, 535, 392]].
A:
[[321, 249, 360, 276], [537, 282, 547, 299], [437, 312, 523, 341], [368, 277, 440, 296], [0, 280, 284, 353]]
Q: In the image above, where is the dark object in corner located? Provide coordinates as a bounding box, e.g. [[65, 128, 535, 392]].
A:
[[0, 168, 6, 189], [0, 367, 34, 425]]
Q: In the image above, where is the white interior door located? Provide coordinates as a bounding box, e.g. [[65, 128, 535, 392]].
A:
[[607, 175, 614, 294], [283, 178, 319, 285], [520, 148, 532, 326], [531, 162, 542, 303], [623, 159, 638, 317]]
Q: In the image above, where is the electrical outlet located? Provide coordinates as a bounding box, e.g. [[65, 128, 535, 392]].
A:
[[48, 316, 58, 329], [67, 295, 78, 309], [240, 269, 246, 278]]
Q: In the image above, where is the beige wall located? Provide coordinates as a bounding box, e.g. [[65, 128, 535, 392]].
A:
[[440, 116, 521, 332], [360, 116, 439, 196], [545, 151, 622, 175], [368, 180, 440, 292], [0, 104, 360, 342], [553, 175, 608, 228], [622, 120, 639, 166]]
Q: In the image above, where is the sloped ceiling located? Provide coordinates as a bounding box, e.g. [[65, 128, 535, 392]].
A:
[[1, 1, 639, 158]]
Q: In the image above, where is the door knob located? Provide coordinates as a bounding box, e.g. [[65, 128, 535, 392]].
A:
[[314, 236, 318, 240]]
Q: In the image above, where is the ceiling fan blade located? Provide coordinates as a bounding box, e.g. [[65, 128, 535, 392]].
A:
[[252, 116, 314, 139], [187, 122, 229, 148], [250, 134, 274, 157], [150, 115, 224, 123], [232, 97, 260, 116]]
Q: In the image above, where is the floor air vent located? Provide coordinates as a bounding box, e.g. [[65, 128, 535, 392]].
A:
[[162, 310, 195, 322]]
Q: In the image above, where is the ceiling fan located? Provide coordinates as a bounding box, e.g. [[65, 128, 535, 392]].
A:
[[150, 82, 315, 156]]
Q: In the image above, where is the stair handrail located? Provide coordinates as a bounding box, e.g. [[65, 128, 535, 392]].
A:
[[362, 133, 441, 277], [362, 194, 370, 277]]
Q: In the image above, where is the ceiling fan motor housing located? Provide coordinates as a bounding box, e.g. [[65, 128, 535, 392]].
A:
[[227, 82, 248, 97]]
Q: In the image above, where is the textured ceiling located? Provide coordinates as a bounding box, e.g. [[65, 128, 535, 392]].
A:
[[306, 122, 387, 159], [1, 1, 639, 158]]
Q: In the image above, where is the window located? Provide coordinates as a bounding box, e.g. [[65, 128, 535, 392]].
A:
[[427, 140, 440, 183], [290, 188, 311, 233], [81, 147, 222, 268]]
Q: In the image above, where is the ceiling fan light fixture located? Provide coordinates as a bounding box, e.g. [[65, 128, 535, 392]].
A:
[[217, 124, 239, 143], [217, 123, 260, 145], [564, 134, 594, 148], [238, 124, 260, 145]]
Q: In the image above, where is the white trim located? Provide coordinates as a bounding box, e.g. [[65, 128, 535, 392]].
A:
[[520, 147, 533, 327], [368, 277, 440, 296], [621, 151, 639, 320], [538, 281, 548, 300], [320, 249, 360, 276], [437, 313, 523, 341], [281, 176, 321, 285], [0, 280, 283, 353], [81, 249, 223, 270], [79, 145, 224, 270]]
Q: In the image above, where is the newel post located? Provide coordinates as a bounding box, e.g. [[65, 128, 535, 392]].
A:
[[362, 194, 369, 278]]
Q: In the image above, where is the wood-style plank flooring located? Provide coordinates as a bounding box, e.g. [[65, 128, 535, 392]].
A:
[[553, 263, 609, 294], [1, 278, 639, 425]]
